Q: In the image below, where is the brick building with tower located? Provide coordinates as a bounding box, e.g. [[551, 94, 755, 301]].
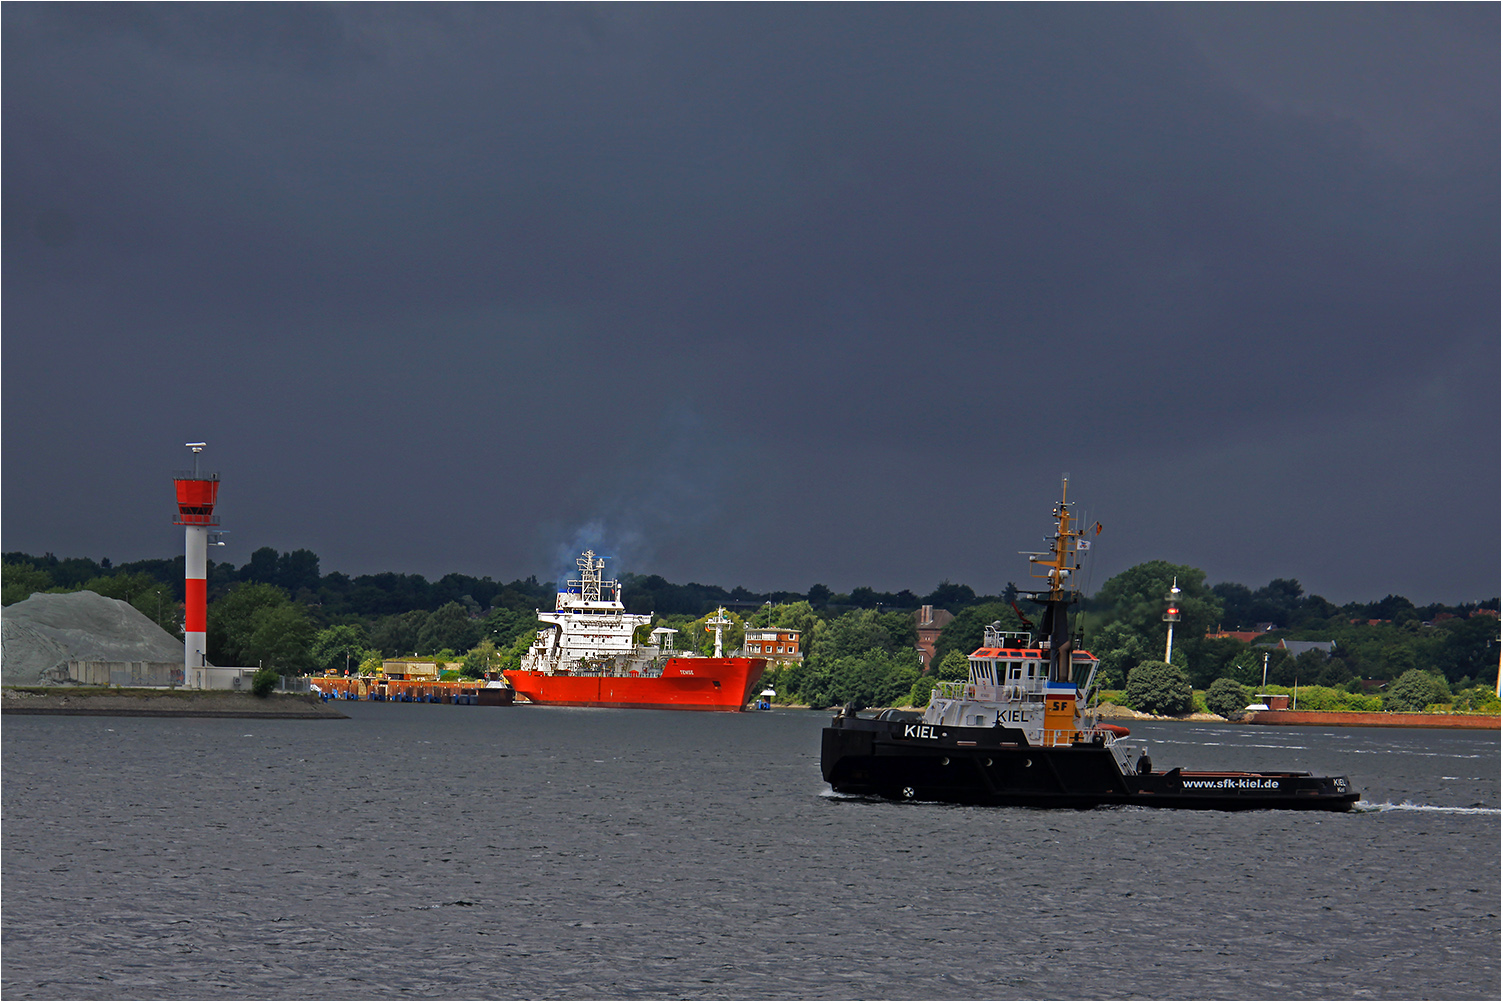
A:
[[914, 605, 954, 671]]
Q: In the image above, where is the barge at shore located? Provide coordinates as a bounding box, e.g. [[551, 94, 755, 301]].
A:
[[821, 482, 1360, 811]]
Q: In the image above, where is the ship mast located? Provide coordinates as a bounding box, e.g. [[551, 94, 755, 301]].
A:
[[566, 550, 613, 605], [1026, 477, 1084, 683], [706, 606, 732, 658]]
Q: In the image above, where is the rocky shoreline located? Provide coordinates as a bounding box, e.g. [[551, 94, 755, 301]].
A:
[[1091, 702, 1227, 722], [1242, 708, 1498, 729], [1, 687, 348, 719]]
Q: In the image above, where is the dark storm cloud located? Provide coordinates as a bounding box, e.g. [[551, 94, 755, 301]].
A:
[[3, 4, 1497, 604]]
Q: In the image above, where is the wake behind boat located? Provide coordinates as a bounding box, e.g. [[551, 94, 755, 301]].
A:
[[505, 551, 765, 712], [820, 483, 1360, 810]]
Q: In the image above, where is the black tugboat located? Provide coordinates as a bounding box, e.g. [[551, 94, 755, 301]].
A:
[[820, 482, 1360, 811]]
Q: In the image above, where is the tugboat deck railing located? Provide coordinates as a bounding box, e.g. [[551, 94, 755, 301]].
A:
[[933, 680, 1048, 702]]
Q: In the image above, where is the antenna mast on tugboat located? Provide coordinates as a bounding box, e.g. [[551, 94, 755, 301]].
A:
[[1026, 476, 1084, 683]]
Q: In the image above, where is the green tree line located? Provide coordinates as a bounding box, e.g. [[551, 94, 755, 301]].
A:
[[4, 548, 1496, 703]]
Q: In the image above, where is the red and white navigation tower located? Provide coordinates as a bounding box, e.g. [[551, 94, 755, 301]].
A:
[[174, 443, 220, 688]]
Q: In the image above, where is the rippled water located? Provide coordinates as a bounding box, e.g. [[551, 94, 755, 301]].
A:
[[3, 705, 1498, 999]]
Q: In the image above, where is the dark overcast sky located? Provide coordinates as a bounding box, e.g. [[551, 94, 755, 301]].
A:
[[4, 3, 1498, 605]]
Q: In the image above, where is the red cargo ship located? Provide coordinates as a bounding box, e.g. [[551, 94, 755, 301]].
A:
[[505, 551, 765, 712]]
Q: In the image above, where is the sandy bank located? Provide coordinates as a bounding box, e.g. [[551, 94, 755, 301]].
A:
[[1244, 708, 1498, 729], [1091, 702, 1227, 722], [2, 687, 348, 719]]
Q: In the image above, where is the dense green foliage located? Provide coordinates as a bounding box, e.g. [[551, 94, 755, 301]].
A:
[[250, 667, 279, 697], [416, 602, 481, 654], [1083, 563, 1498, 694], [309, 624, 369, 675], [1384, 669, 1452, 713], [1, 562, 181, 636], [461, 638, 500, 679], [1450, 686, 1502, 714], [1094, 562, 1223, 644], [758, 606, 919, 708], [1204, 678, 1251, 719], [206, 583, 316, 673], [3, 547, 1495, 716], [1087, 619, 1153, 690], [899, 650, 968, 710], [931, 603, 1027, 669], [1125, 661, 1193, 716]]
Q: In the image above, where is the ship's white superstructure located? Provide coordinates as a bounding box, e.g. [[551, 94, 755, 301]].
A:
[[521, 551, 673, 676]]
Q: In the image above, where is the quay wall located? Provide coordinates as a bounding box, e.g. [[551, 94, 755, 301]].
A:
[[1, 687, 346, 719], [1245, 709, 1498, 730], [310, 677, 514, 705]]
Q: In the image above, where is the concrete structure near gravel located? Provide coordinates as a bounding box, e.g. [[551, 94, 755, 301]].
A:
[[2, 590, 263, 691], [1, 590, 186, 687]]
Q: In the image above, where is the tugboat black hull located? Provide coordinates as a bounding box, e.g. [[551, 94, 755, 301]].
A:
[[821, 484, 1361, 813], [822, 719, 1360, 812]]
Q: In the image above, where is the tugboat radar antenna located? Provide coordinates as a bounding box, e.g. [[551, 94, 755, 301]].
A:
[[1027, 476, 1082, 600]]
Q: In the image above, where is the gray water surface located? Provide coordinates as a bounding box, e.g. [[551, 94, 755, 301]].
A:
[[3, 705, 1498, 999]]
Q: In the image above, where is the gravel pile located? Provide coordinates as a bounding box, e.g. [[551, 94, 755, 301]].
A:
[[1, 591, 185, 686]]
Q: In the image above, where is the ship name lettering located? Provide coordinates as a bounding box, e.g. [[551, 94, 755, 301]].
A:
[[998, 709, 1026, 723], [903, 725, 939, 739]]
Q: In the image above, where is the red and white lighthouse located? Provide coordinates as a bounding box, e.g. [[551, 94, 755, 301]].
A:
[[174, 443, 220, 688]]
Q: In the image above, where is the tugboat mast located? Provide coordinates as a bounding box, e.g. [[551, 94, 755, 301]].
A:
[[1026, 477, 1084, 683]]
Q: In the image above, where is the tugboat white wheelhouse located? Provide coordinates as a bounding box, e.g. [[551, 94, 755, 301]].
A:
[[820, 481, 1360, 811]]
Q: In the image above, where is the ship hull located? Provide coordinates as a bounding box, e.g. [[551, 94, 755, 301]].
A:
[[822, 717, 1359, 811], [507, 657, 766, 712]]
